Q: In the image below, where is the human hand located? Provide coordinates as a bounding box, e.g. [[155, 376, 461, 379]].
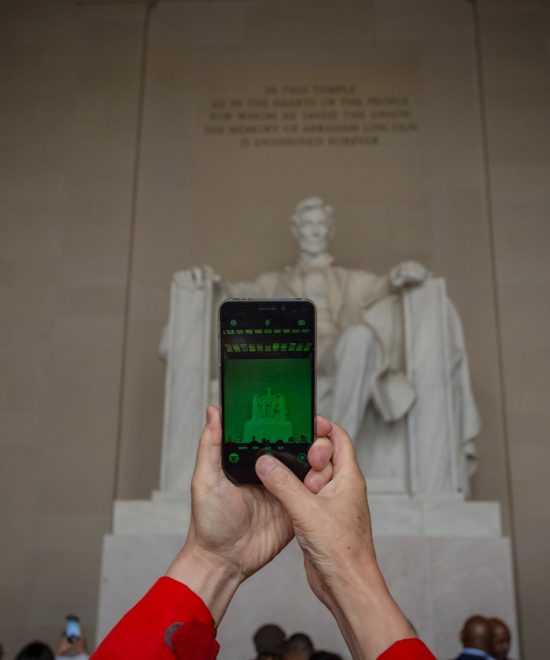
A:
[[55, 634, 87, 657], [389, 261, 429, 288], [167, 406, 334, 624], [255, 419, 415, 660], [255, 418, 375, 604]]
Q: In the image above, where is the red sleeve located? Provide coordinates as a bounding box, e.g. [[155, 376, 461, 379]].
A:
[[91, 576, 219, 660], [378, 638, 436, 660]]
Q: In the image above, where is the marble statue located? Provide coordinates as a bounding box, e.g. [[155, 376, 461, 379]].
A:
[[159, 197, 480, 495]]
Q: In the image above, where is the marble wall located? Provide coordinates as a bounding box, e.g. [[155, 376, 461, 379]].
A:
[[478, 1, 550, 656], [0, 0, 145, 652], [1, 0, 549, 656]]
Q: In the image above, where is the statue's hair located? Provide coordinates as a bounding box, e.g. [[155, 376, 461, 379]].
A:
[[291, 196, 335, 227]]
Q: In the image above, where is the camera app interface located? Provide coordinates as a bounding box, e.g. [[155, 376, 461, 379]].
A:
[[221, 306, 314, 466]]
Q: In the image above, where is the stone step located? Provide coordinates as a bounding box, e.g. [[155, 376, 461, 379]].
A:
[[113, 499, 191, 535], [113, 492, 502, 537]]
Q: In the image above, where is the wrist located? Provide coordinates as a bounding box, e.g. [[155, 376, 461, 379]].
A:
[[325, 561, 414, 660], [166, 539, 242, 626]]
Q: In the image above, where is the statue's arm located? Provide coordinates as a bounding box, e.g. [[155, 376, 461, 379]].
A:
[[354, 262, 430, 312], [356, 271, 394, 310]]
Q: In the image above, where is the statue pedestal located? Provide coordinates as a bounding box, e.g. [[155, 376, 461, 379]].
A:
[[96, 492, 519, 659]]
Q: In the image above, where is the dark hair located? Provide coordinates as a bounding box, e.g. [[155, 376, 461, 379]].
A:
[[284, 632, 314, 653], [310, 652, 343, 660], [253, 624, 286, 654], [14, 642, 55, 660]]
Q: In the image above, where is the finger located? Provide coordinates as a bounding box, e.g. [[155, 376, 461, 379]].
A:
[[304, 460, 333, 494], [307, 436, 334, 471], [315, 415, 333, 438], [326, 421, 360, 477], [255, 455, 313, 520], [194, 405, 222, 477]]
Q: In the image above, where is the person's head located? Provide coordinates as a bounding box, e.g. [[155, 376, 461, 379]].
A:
[[489, 617, 511, 660], [283, 632, 315, 660], [253, 623, 286, 659], [310, 652, 343, 660], [14, 642, 55, 660], [460, 615, 492, 652], [291, 197, 335, 257]]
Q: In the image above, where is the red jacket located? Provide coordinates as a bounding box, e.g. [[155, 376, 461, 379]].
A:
[[91, 577, 434, 660]]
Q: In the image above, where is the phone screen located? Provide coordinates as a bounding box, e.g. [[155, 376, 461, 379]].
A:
[[220, 299, 315, 484], [65, 615, 81, 640]]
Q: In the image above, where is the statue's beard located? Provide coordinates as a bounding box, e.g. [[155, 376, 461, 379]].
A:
[[299, 240, 328, 256]]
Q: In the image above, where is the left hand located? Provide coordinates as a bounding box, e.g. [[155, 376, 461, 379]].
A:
[[389, 261, 429, 288], [167, 406, 335, 623]]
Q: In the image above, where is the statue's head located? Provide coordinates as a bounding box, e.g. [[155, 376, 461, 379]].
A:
[[291, 197, 335, 257]]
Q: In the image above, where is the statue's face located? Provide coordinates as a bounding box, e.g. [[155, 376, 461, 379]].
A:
[[293, 206, 332, 256]]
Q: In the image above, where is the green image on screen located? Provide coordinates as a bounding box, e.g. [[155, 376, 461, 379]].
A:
[[223, 356, 313, 444]]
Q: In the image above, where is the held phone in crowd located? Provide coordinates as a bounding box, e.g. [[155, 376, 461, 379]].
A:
[[65, 615, 81, 642], [220, 299, 316, 485]]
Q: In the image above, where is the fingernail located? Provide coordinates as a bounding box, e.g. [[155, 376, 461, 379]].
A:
[[256, 455, 278, 477], [206, 406, 213, 426]]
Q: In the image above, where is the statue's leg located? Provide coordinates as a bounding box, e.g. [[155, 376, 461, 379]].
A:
[[329, 324, 380, 439]]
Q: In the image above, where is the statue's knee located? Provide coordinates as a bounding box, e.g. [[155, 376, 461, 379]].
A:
[[335, 324, 375, 359], [341, 324, 375, 344]]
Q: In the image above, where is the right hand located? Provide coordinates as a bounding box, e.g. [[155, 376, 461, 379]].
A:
[[255, 419, 415, 660], [255, 418, 376, 606]]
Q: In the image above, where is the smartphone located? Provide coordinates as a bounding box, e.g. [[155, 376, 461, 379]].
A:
[[65, 615, 81, 642], [220, 299, 316, 485]]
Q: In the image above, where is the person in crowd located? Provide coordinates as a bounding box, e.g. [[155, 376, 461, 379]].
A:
[[91, 407, 435, 659], [252, 624, 286, 660], [55, 633, 89, 660], [488, 618, 512, 660], [14, 642, 55, 660], [282, 632, 314, 660], [455, 615, 495, 659], [310, 652, 342, 660]]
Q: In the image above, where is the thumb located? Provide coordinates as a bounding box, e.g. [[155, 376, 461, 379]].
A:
[[256, 455, 312, 520], [194, 405, 222, 478]]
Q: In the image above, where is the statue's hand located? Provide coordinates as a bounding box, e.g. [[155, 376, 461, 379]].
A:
[[389, 261, 429, 288], [174, 265, 220, 290]]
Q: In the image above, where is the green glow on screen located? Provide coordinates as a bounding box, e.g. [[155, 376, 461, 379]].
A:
[[223, 356, 313, 444]]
